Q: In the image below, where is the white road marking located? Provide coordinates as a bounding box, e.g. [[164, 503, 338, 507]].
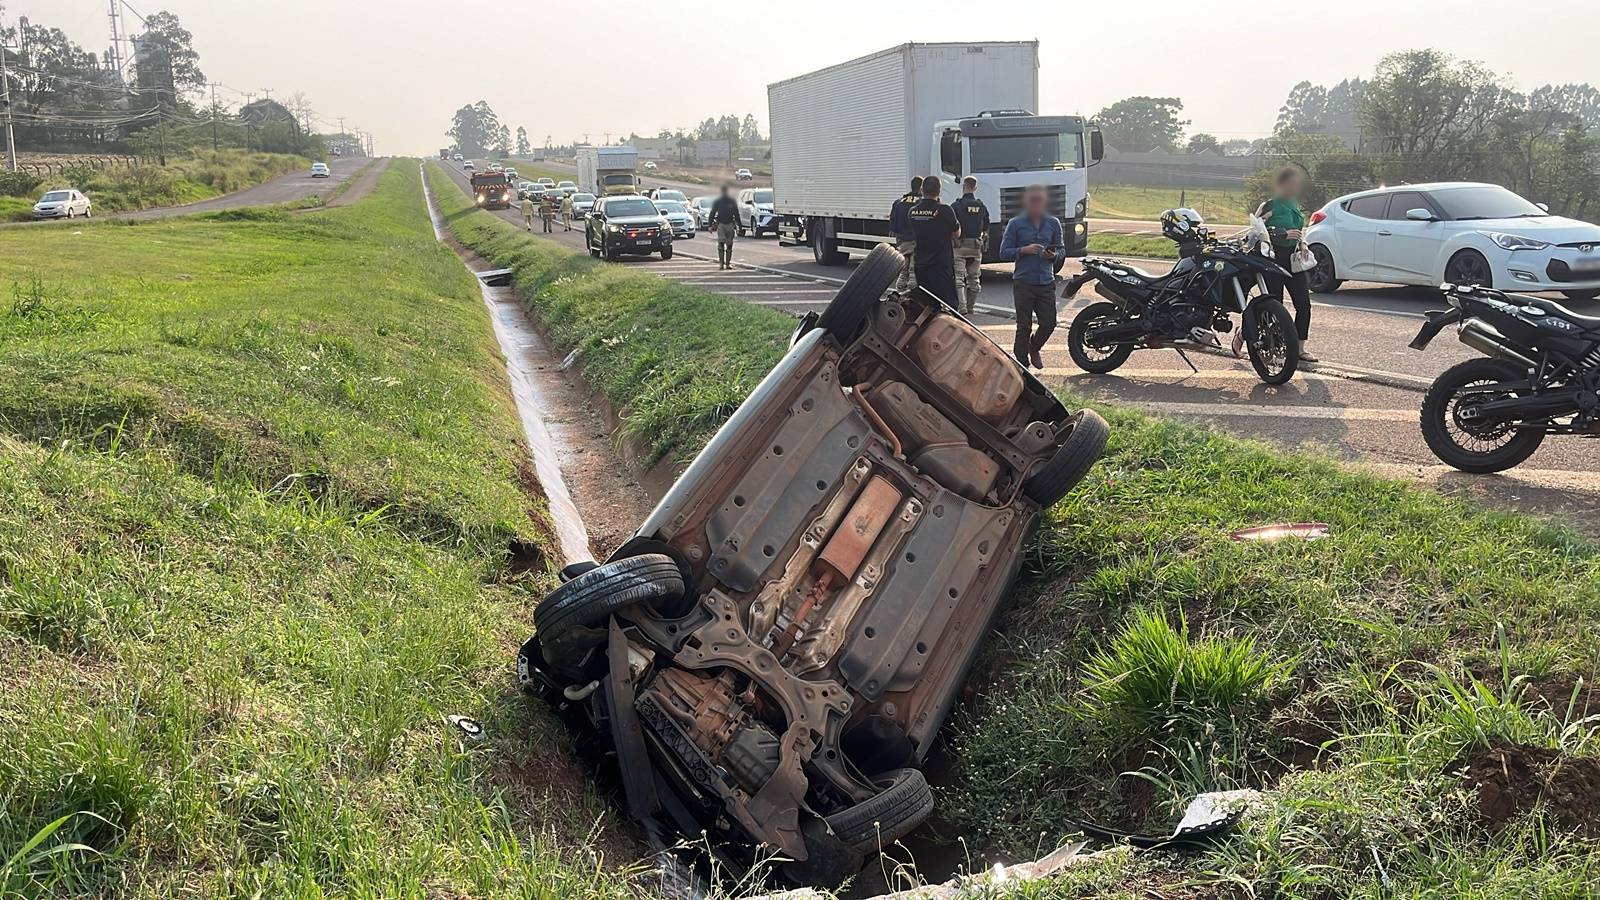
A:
[[1133, 401, 1415, 422], [1046, 368, 1346, 381], [678, 278, 797, 284], [720, 290, 836, 296]]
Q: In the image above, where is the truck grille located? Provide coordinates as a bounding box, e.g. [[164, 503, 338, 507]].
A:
[[1000, 185, 1069, 221]]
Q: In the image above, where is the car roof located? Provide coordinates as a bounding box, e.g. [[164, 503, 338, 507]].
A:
[[1332, 181, 1504, 204]]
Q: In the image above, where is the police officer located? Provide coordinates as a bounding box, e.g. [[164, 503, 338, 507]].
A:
[[951, 176, 991, 314], [907, 176, 960, 308], [889, 176, 923, 294], [709, 184, 740, 270]]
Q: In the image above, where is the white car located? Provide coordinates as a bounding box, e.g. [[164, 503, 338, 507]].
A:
[[537, 177, 555, 186], [557, 180, 578, 195], [643, 160, 658, 171], [689, 195, 716, 229], [1305, 182, 1600, 302], [654, 200, 697, 239], [32, 189, 91, 219], [646, 188, 687, 204], [734, 167, 754, 181], [737, 187, 775, 237], [570, 192, 598, 218], [310, 162, 330, 178]]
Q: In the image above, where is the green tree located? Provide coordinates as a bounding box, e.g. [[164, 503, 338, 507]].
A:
[[1247, 129, 1377, 211], [1276, 78, 1364, 147], [1185, 133, 1221, 155], [1360, 50, 1514, 182], [1093, 97, 1187, 153], [1528, 83, 1600, 130], [515, 127, 531, 157], [135, 11, 206, 101], [447, 101, 501, 158]]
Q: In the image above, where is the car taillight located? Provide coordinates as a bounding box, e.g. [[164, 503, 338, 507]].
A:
[[1308, 211, 1326, 226]]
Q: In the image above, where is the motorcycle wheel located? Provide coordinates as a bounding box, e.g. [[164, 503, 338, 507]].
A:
[[1066, 301, 1134, 374], [1241, 299, 1299, 385], [1420, 357, 1546, 473]]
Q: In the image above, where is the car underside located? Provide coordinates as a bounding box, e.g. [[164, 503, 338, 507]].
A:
[[519, 245, 1108, 883]]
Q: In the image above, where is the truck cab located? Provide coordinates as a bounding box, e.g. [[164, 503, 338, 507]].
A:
[[928, 112, 1103, 260]]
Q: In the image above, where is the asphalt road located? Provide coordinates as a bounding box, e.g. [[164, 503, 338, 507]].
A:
[[117, 155, 371, 220], [439, 160, 1600, 533]]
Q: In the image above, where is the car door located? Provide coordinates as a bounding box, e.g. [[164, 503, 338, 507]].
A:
[[1371, 190, 1445, 283], [1336, 193, 1390, 277], [737, 189, 753, 225]]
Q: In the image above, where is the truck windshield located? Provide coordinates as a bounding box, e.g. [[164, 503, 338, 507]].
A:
[[968, 133, 1083, 173], [602, 174, 635, 186]]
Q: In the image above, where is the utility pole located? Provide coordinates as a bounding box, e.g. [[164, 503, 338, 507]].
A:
[[209, 81, 219, 151], [260, 87, 272, 103], [0, 1, 16, 171], [337, 116, 345, 154]]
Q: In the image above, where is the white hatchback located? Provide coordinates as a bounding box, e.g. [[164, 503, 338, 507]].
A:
[[1304, 182, 1600, 302], [32, 189, 92, 219], [310, 162, 330, 178]]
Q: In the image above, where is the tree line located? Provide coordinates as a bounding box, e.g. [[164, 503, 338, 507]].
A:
[[0, 10, 331, 159], [1091, 50, 1600, 218]]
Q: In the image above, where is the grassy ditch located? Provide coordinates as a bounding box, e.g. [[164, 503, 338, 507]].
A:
[[1086, 233, 1178, 260], [0, 150, 307, 221], [425, 161, 1600, 896], [0, 162, 640, 897]]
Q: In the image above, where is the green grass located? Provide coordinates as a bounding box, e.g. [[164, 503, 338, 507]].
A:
[[1086, 233, 1178, 259], [0, 163, 641, 897], [1091, 183, 1251, 225], [427, 157, 1600, 895]]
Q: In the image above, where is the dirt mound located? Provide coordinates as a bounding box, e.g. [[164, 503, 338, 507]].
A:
[[1464, 742, 1600, 837]]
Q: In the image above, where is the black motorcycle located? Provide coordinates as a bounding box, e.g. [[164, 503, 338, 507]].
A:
[[1409, 283, 1600, 472], [1061, 225, 1301, 385]]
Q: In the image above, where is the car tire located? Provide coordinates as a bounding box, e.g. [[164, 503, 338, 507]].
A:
[[533, 553, 685, 653], [1023, 409, 1109, 507], [816, 243, 901, 341], [660, 244, 673, 260], [1562, 289, 1599, 302], [737, 218, 746, 238], [1445, 249, 1494, 290], [1307, 244, 1341, 293], [1066, 301, 1134, 374], [822, 768, 934, 851], [65, 208, 74, 219], [1420, 357, 1546, 474]]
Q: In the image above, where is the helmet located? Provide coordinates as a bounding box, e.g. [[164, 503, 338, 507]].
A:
[[1160, 208, 1205, 243]]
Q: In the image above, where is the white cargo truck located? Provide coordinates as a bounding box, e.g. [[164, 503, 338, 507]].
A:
[[576, 145, 641, 196], [768, 41, 1102, 267]]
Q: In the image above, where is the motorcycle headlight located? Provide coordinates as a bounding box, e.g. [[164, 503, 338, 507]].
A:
[[1259, 240, 1273, 256], [1486, 232, 1550, 252]]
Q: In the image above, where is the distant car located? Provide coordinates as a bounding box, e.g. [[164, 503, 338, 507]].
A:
[[1305, 182, 1600, 302], [537, 177, 555, 186], [643, 160, 658, 171], [310, 162, 330, 178], [452, 153, 464, 162], [734, 167, 754, 181], [586, 194, 673, 261], [654, 199, 696, 239], [463, 161, 476, 172], [557, 180, 578, 195], [738, 187, 775, 237], [689, 195, 716, 229], [570, 192, 597, 218], [528, 185, 551, 203], [517, 180, 537, 199], [32, 188, 91, 219]]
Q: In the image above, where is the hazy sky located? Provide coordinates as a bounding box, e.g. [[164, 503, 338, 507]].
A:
[[10, 0, 1599, 154]]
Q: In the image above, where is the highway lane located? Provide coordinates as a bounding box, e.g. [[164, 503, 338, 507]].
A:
[[117, 155, 371, 220], [437, 160, 1600, 533]]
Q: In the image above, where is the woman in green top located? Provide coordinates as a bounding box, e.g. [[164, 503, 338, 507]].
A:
[[1235, 166, 1316, 362]]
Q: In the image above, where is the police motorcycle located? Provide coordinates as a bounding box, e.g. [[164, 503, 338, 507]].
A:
[[1409, 283, 1600, 472], [1061, 209, 1300, 385]]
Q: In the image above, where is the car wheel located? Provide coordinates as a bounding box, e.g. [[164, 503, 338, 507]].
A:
[[824, 768, 934, 851], [1562, 289, 1599, 302], [589, 234, 601, 258], [533, 553, 685, 670], [1307, 244, 1341, 293], [1445, 249, 1494, 289], [660, 244, 673, 260], [65, 208, 74, 219], [1023, 409, 1110, 507], [815, 243, 901, 341], [737, 218, 747, 238], [1420, 357, 1546, 473]]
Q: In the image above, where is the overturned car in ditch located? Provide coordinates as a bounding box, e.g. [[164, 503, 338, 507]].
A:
[[518, 245, 1109, 882]]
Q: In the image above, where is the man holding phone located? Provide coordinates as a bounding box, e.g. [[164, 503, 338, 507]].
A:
[[998, 184, 1065, 369]]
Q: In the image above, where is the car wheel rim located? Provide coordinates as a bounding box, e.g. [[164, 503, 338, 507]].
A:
[[1451, 255, 1489, 286]]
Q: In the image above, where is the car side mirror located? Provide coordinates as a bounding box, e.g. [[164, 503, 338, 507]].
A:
[[1405, 208, 1436, 222], [1536, 202, 1550, 212]]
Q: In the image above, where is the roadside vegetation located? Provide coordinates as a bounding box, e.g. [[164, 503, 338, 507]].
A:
[[1090, 183, 1250, 225], [427, 159, 1600, 897], [1085, 233, 1179, 260], [0, 163, 641, 897], [0, 150, 307, 221]]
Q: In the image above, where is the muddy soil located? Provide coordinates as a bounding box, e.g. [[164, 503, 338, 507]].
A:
[[1465, 741, 1600, 837]]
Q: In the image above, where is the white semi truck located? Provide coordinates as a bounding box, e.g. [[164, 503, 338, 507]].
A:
[[768, 41, 1102, 267], [576, 145, 641, 196]]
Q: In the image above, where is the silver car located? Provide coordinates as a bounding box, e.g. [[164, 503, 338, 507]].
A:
[[32, 189, 92, 219], [654, 200, 697, 239]]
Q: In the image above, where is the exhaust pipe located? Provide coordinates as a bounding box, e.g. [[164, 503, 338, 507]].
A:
[[1459, 319, 1537, 369]]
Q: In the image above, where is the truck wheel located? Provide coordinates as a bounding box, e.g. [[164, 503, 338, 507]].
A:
[[816, 243, 901, 341], [812, 221, 846, 266], [1023, 409, 1109, 507]]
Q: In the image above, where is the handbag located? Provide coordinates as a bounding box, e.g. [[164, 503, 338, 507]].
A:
[[1290, 244, 1317, 274]]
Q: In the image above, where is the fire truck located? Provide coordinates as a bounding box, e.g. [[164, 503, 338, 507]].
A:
[[469, 170, 515, 210]]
